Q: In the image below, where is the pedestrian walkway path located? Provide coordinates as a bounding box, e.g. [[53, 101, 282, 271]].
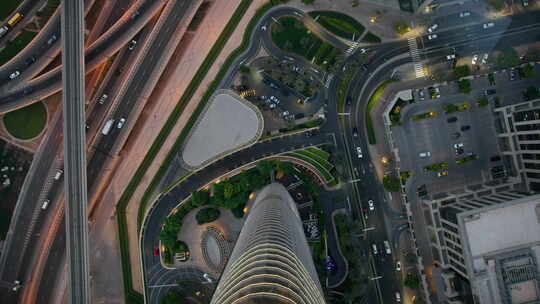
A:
[[407, 37, 425, 78]]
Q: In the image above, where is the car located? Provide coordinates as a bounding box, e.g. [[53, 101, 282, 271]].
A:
[[131, 10, 140, 19], [324, 256, 336, 272], [346, 96, 352, 106], [98, 94, 108, 104], [9, 71, 20, 79], [427, 34, 438, 40], [453, 142, 464, 149], [451, 132, 461, 139], [427, 24, 438, 33], [446, 54, 456, 60], [270, 95, 278, 102], [419, 151, 431, 158], [153, 247, 159, 256], [352, 127, 358, 138], [395, 292, 401, 302], [459, 11, 471, 17], [356, 147, 363, 158], [176, 251, 190, 261], [483, 22, 495, 29], [482, 53, 489, 64], [384, 240, 392, 254], [203, 273, 213, 283], [47, 34, 57, 44], [54, 169, 63, 180], [472, 54, 479, 65], [359, 48, 368, 54], [485, 89, 496, 95], [447, 117, 458, 123], [455, 147, 464, 155], [428, 87, 440, 99], [418, 89, 425, 100], [372, 243, 378, 255], [260, 25, 267, 31], [117, 118, 126, 128], [25, 56, 36, 66], [41, 199, 50, 210], [491, 155, 502, 162], [396, 261, 402, 271], [438, 170, 449, 177], [510, 68, 518, 81], [269, 103, 277, 109], [128, 39, 137, 50], [522, 0, 529, 6], [280, 111, 290, 117], [368, 199, 375, 211], [461, 125, 470, 131], [0, 26, 8, 38], [361, 64, 368, 71]]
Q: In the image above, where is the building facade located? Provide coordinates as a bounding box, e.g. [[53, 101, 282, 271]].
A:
[[210, 183, 326, 304], [495, 98, 540, 192]]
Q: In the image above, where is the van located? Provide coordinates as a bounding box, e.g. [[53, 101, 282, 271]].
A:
[[419, 151, 431, 158], [41, 200, 50, 210], [54, 169, 63, 180]]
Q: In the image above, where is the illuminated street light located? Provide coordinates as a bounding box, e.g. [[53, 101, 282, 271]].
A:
[[370, 16, 377, 23], [381, 156, 389, 164], [248, 192, 256, 200]]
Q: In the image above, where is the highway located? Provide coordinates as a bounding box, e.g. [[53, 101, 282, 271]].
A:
[[61, 0, 90, 302]]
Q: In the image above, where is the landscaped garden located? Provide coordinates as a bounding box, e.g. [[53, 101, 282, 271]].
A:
[[366, 78, 399, 144], [271, 16, 340, 68], [3, 102, 47, 140], [283, 146, 337, 185], [308, 11, 365, 40]]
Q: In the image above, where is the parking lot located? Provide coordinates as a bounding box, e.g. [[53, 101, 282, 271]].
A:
[[393, 88, 502, 194]]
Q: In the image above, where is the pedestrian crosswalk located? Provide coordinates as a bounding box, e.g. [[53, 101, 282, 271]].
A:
[[408, 37, 425, 78], [345, 41, 360, 56]]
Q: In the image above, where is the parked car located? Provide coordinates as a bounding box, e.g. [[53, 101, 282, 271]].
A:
[[461, 125, 470, 131], [459, 11, 471, 17], [368, 199, 375, 211], [428, 34, 438, 40], [447, 117, 458, 123], [446, 54, 456, 60], [427, 24, 438, 33], [483, 22, 495, 29], [482, 53, 489, 64], [485, 89, 496, 95], [396, 261, 402, 271], [451, 132, 461, 139], [453, 142, 464, 149], [438, 170, 449, 177], [472, 54, 479, 65]]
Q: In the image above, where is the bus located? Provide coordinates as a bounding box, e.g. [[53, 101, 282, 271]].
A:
[[7, 13, 23, 27], [101, 119, 114, 135]]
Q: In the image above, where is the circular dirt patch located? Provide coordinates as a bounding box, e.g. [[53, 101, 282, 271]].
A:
[[3, 102, 47, 140]]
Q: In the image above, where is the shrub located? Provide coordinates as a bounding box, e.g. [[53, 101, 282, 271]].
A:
[[383, 175, 400, 192], [453, 65, 470, 78], [404, 273, 421, 289], [196, 207, 221, 225], [458, 79, 471, 94]]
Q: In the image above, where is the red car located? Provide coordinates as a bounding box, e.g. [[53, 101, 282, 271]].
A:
[[153, 247, 159, 256]]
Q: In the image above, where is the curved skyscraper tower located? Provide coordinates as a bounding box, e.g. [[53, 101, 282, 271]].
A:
[[211, 183, 326, 304]]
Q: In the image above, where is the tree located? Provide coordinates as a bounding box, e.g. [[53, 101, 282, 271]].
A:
[[191, 189, 209, 207], [477, 96, 489, 107], [520, 64, 535, 78], [195, 207, 221, 225], [383, 175, 400, 192], [453, 65, 470, 78], [161, 291, 184, 304], [302, 0, 315, 4], [458, 79, 472, 94], [495, 48, 520, 69], [256, 160, 273, 177], [393, 21, 410, 35], [404, 272, 421, 289]]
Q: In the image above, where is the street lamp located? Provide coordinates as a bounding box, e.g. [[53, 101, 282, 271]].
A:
[[370, 16, 377, 23], [381, 156, 389, 164]]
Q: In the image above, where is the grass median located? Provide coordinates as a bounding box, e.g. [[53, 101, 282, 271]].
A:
[[114, 1, 271, 302], [0, 31, 37, 66], [3, 102, 47, 140], [365, 78, 397, 145]]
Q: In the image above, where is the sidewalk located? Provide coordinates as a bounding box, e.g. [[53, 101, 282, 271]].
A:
[[97, 0, 268, 293], [287, 0, 420, 41]]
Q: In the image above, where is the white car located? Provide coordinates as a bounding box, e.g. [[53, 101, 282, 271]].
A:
[[483, 22, 495, 29], [269, 103, 277, 109], [372, 243, 378, 255], [270, 96, 279, 102], [117, 118, 126, 129], [427, 34, 438, 40], [453, 142, 464, 149], [260, 25, 267, 31], [419, 151, 431, 158], [471, 54, 479, 65], [356, 147, 363, 158], [384, 240, 392, 254], [446, 54, 456, 60], [396, 261, 402, 271], [9, 71, 20, 79], [359, 48, 368, 54], [98, 94, 108, 104], [395, 292, 401, 302], [482, 53, 489, 64], [41, 199, 50, 210], [459, 11, 471, 17], [427, 24, 438, 33], [368, 199, 375, 211]]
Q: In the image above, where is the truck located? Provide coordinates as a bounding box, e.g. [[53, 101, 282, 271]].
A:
[[101, 119, 114, 135], [7, 13, 23, 27]]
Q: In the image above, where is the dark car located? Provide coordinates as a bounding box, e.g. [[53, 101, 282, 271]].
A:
[[25, 56, 36, 66], [490, 155, 501, 162], [361, 64, 368, 71], [346, 96, 352, 106], [451, 132, 461, 139], [460, 125, 470, 131], [485, 89, 496, 96], [352, 127, 358, 138], [447, 117, 458, 123], [510, 68, 518, 81]]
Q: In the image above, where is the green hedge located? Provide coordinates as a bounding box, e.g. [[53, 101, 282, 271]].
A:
[[305, 146, 330, 160], [308, 11, 365, 40], [365, 79, 398, 145], [295, 149, 333, 171], [115, 0, 259, 302], [284, 152, 334, 182]]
